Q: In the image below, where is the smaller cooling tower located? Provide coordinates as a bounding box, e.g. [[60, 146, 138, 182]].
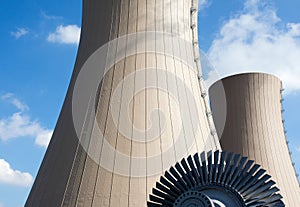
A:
[[209, 73, 300, 206]]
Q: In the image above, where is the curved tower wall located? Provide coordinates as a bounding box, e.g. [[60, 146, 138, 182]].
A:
[[209, 73, 300, 206], [26, 0, 220, 206]]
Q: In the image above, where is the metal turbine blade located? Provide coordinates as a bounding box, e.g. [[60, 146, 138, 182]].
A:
[[148, 151, 284, 207]]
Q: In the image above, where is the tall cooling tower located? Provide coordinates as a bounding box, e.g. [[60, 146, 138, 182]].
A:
[[209, 73, 300, 206], [26, 0, 220, 206]]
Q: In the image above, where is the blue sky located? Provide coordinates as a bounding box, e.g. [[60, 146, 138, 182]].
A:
[[0, 0, 299, 206]]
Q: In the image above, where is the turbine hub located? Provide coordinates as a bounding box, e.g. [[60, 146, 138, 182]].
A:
[[174, 191, 213, 207]]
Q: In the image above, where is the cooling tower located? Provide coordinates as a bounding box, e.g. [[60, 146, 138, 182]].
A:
[[26, 0, 220, 206], [209, 73, 300, 206]]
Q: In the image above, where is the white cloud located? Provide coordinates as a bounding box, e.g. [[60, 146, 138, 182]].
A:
[[47, 25, 81, 44], [297, 146, 300, 152], [206, 0, 300, 94], [0, 93, 53, 147], [0, 113, 52, 147], [35, 129, 53, 147], [11, 28, 29, 39], [0, 159, 33, 187]]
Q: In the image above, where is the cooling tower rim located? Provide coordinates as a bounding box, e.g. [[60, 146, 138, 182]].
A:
[[208, 72, 282, 93]]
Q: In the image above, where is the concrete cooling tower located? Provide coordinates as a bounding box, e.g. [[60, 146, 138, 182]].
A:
[[26, 0, 286, 206], [26, 0, 220, 206], [209, 73, 300, 206]]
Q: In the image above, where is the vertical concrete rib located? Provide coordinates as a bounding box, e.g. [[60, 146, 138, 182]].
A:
[[209, 73, 300, 206], [26, 0, 220, 206]]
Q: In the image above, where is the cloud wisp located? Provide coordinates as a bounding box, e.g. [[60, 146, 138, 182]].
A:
[[1, 93, 29, 112], [0, 93, 53, 147], [0, 159, 33, 187], [47, 25, 81, 45], [205, 0, 300, 94], [11, 28, 29, 39], [198, 0, 209, 9], [40, 11, 62, 20]]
